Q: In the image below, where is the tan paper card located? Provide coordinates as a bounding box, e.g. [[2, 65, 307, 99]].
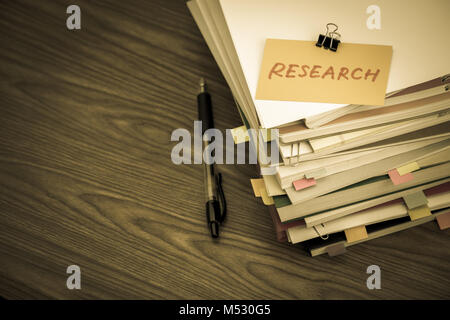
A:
[[255, 39, 392, 105], [344, 225, 368, 243]]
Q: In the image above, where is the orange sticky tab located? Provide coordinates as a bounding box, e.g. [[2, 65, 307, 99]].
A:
[[293, 178, 316, 191], [436, 211, 450, 230], [344, 226, 368, 243], [388, 169, 414, 185], [250, 179, 265, 197]]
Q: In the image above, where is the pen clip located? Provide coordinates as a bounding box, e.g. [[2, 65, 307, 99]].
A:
[[215, 172, 227, 223]]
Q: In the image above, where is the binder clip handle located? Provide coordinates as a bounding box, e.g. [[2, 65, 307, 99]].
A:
[[326, 23, 339, 33]]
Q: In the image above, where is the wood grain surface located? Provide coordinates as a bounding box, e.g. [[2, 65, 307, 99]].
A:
[[0, 0, 449, 299]]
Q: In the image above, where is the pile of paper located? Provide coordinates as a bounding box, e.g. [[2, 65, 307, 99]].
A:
[[188, 0, 450, 256]]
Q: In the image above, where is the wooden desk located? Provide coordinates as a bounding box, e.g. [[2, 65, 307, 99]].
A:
[[0, 0, 448, 299]]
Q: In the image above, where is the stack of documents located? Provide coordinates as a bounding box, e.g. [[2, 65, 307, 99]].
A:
[[188, 0, 450, 256]]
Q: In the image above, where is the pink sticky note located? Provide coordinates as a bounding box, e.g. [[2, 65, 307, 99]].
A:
[[293, 178, 316, 191], [388, 169, 414, 185], [436, 211, 450, 230]]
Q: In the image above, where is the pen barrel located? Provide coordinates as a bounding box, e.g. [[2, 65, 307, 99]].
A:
[[197, 92, 214, 133], [203, 156, 216, 201]]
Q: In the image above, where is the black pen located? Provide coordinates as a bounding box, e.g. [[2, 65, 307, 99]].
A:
[[197, 78, 226, 238]]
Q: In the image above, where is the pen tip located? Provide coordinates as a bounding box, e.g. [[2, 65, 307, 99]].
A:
[[210, 222, 219, 238], [199, 77, 207, 93]]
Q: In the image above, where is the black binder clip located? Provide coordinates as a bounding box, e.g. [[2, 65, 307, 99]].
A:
[[316, 23, 341, 52]]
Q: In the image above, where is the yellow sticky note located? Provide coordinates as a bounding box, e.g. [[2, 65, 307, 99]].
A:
[[250, 179, 265, 197], [260, 187, 274, 205], [408, 205, 432, 221], [344, 226, 368, 243], [397, 162, 420, 176], [231, 125, 249, 144], [255, 39, 392, 105]]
